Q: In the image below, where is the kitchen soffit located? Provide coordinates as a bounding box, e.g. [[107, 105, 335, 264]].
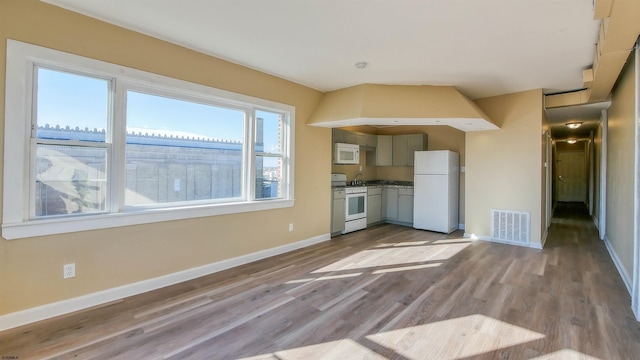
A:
[[308, 84, 498, 131]]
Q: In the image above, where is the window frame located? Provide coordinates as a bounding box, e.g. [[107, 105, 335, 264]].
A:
[[3, 40, 295, 240], [253, 110, 287, 200], [31, 65, 114, 219]]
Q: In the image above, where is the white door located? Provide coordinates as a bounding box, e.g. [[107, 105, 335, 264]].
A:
[[413, 174, 448, 232], [556, 151, 586, 202]]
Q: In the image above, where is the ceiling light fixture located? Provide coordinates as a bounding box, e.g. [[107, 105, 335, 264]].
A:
[[566, 122, 583, 129], [355, 62, 368, 69], [566, 139, 577, 144]]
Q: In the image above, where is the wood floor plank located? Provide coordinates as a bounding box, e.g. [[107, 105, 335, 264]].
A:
[[1, 202, 638, 359]]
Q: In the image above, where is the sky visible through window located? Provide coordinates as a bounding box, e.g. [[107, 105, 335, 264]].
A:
[[36, 68, 282, 153]]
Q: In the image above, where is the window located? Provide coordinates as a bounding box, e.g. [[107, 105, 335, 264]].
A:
[[34, 67, 111, 217], [3, 40, 295, 239], [124, 90, 247, 207], [255, 110, 285, 200]]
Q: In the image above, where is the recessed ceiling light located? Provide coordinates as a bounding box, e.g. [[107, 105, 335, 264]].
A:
[[355, 62, 368, 69], [566, 139, 577, 144], [566, 122, 583, 129]]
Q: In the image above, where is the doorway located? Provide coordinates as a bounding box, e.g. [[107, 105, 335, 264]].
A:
[[556, 150, 587, 203]]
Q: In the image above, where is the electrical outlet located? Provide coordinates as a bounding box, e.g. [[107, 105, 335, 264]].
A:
[[63, 263, 76, 279], [288, 223, 294, 232]]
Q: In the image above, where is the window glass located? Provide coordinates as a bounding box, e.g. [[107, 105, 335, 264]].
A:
[[124, 91, 245, 206], [254, 110, 284, 200], [255, 156, 282, 199], [255, 110, 282, 154], [36, 67, 109, 142], [35, 144, 107, 216]]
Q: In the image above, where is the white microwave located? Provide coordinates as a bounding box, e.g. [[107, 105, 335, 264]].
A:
[[334, 143, 360, 164]]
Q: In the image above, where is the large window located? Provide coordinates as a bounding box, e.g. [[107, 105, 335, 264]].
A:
[[3, 40, 294, 239], [124, 90, 247, 207]]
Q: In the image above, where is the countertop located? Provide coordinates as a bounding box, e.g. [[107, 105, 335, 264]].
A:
[[332, 180, 413, 190]]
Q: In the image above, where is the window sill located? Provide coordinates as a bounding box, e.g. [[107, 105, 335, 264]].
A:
[[2, 199, 294, 240]]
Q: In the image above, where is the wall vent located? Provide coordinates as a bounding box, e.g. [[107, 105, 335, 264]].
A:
[[491, 209, 530, 246]]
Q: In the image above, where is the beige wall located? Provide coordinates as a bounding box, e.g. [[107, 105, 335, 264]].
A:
[[605, 53, 636, 277], [0, 0, 328, 315], [466, 89, 544, 246]]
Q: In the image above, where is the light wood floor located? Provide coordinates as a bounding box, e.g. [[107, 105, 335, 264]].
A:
[[2, 202, 639, 359]]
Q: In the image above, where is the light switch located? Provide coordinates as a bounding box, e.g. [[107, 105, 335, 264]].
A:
[[174, 179, 180, 192]]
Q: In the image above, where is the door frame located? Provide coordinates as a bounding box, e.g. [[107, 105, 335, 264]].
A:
[[632, 40, 639, 320], [546, 131, 552, 229], [600, 110, 607, 241]]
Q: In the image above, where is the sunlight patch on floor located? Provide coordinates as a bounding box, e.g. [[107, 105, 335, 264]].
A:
[[238, 339, 386, 360], [284, 272, 363, 284], [366, 314, 545, 359], [312, 242, 470, 273], [374, 240, 430, 248], [372, 263, 442, 274], [530, 349, 602, 360]]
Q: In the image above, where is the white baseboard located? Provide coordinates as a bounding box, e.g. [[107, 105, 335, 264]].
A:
[[603, 236, 632, 295], [0, 233, 331, 332], [464, 232, 540, 249], [463, 232, 490, 241], [537, 228, 549, 249]]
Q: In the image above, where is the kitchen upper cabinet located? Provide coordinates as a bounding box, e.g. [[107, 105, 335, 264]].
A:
[[332, 128, 357, 145], [392, 135, 409, 166], [367, 187, 382, 225], [331, 188, 346, 235], [407, 134, 428, 166], [374, 135, 393, 166], [357, 133, 377, 148], [392, 134, 427, 166]]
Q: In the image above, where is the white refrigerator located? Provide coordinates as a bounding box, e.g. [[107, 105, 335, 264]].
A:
[[413, 150, 459, 234]]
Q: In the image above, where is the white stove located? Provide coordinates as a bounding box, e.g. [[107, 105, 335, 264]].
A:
[[345, 186, 367, 194], [332, 174, 367, 234]]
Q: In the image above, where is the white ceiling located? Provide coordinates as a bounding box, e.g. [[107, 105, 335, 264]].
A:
[[44, 0, 600, 100]]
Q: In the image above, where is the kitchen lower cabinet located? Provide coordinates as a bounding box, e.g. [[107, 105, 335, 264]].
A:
[[398, 188, 414, 224], [332, 189, 346, 235], [383, 186, 413, 226], [367, 186, 382, 225], [384, 186, 399, 220]]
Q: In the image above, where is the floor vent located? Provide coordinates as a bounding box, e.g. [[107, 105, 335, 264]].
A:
[[491, 209, 530, 246]]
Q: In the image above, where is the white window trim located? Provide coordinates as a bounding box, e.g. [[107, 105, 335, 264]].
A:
[[3, 40, 295, 240]]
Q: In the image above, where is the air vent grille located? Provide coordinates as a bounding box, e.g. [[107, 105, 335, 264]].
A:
[[491, 209, 530, 246]]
